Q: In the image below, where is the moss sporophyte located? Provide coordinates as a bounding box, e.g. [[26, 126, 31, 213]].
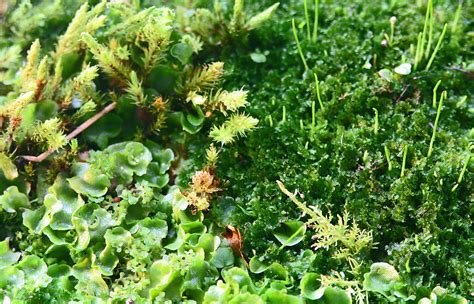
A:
[[0, 0, 471, 303]]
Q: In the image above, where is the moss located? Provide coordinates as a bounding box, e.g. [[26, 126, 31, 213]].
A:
[[214, 0, 473, 296], [0, 0, 472, 301]]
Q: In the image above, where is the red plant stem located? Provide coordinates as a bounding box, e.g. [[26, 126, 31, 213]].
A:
[[22, 102, 117, 162]]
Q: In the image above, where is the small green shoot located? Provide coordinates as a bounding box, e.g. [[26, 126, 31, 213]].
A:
[[424, 0, 434, 59], [389, 16, 396, 45], [414, 32, 423, 70], [420, 0, 432, 59], [300, 119, 304, 130], [303, 0, 311, 40], [384, 145, 392, 171], [312, 0, 319, 42], [425, 23, 448, 71], [373, 108, 379, 134], [401, 145, 408, 177], [314, 73, 324, 110], [427, 91, 447, 158], [432, 80, 441, 108], [267, 114, 273, 127], [451, 153, 471, 191], [451, 2, 463, 34], [292, 18, 309, 70], [282, 105, 286, 122], [311, 100, 316, 130]]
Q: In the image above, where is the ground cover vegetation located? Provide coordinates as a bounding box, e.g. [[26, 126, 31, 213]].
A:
[[0, 0, 472, 303]]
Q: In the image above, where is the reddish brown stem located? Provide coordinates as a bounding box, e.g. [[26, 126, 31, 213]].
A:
[[22, 102, 117, 162]]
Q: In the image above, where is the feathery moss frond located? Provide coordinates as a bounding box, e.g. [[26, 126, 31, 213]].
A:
[[246, 3, 280, 31], [54, 1, 106, 59], [230, 0, 245, 34], [210, 113, 258, 145], [205, 144, 219, 168], [181, 34, 204, 54], [71, 100, 97, 122], [209, 124, 236, 145], [72, 65, 99, 101], [36, 56, 49, 83], [81, 33, 131, 86], [0, 91, 35, 119], [220, 89, 248, 112], [277, 181, 373, 262], [135, 9, 174, 73], [180, 62, 224, 94], [125, 71, 146, 106], [199, 89, 249, 115], [32, 118, 67, 152], [20, 39, 41, 89], [74, 65, 99, 88]]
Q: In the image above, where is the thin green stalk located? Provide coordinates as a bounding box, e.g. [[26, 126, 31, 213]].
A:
[[282, 105, 286, 122], [451, 153, 471, 191], [314, 73, 324, 110], [420, 0, 432, 60], [451, 2, 463, 34], [414, 32, 422, 70], [268, 114, 273, 127], [300, 119, 304, 130], [311, 100, 316, 130], [277, 180, 315, 217], [425, 23, 448, 71], [389, 17, 396, 45], [373, 108, 379, 135], [427, 91, 446, 158], [303, 0, 311, 40], [432, 80, 441, 108], [292, 18, 309, 70], [384, 145, 392, 171], [390, 24, 395, 45], [312, 0, 319, 42], [401, 145, 408, 177], [424, 0, 434, 59]]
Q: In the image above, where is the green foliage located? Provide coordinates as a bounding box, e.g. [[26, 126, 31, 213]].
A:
[[273, 221, 306, 249], [0, 186, 30, 213], [81, 32, 131, 86], [173, 0, 279, 45], [277, 181, 373, 268], [210, 113, 258, 145], [0, 0, 471, 303], [32, 118, 68, 151], [363, 262, 412, 302], [0, 153, 18, 180], [54, 1, 107, 59]]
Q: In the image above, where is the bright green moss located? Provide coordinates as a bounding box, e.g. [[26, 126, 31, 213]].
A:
[[0, 0, 472, 302]]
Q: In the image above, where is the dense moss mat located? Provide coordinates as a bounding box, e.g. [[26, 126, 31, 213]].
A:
[[0, 0, 472, 302], [212, 0, 473, 296]]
